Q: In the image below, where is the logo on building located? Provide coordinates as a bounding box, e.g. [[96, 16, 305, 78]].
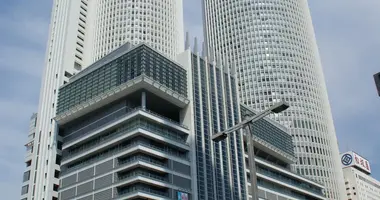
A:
[[341, 154, 353, 166]]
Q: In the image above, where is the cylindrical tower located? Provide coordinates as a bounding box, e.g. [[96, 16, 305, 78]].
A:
[[90, 0, 184, 61], [203, 0, 345, 199]]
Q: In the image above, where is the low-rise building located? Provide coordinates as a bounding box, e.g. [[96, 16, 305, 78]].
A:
[[341, 151, 380, 200]]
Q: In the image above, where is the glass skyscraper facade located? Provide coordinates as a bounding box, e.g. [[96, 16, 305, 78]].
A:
[[186, 52, 246, 200], [202, 0, 345, 199]]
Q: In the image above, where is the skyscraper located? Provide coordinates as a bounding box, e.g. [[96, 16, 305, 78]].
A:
[[179, 42, 247, 200], [56, 43, 192, 200], [51, 40, 246, 200], [21, 0, 184, 199], [202, 0, 346, 199]]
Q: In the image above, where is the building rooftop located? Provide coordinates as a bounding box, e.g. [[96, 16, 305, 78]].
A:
[[56, 43, 189, 125]]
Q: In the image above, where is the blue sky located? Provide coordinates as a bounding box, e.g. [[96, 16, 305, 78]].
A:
[[0, 0, 380, 199]]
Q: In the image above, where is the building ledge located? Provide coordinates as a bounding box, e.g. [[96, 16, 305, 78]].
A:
[[61, 128, 190, 165], [60, 145, 190, 176], [55, 75, 189, 125], [115, 191, 171, 200], [254, 158, 324, 188], [62, 108, 189, 149], [245, 133, 296, 164], [256, 173, 325, 200]]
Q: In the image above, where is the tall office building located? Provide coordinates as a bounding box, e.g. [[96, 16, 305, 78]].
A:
[[20, 0, 184, 200], [53, 40, 245, 200], [202, 0, 345, 199], [179, 41, 247, 200], [56, 43, 192, 200]]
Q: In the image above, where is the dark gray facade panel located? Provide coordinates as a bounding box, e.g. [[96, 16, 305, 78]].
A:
[[62, 174, 77, 188], [94, 188, 112, 200], [78, 195, 93, 200], [61, 187, 76, 200], [172, 175, 191, 190], [77, 181, 93, 196], [95, 160, 113, 175], [95, 174, 112, 190], [278, 196, 288, 200], [266, 191, 278, 200], [258, 189, 266, 198], [172, 161, 191, 175], [78, 167, 94, 182]]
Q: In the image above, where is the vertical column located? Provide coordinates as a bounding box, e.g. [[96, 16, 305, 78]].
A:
[[141, 91, 146, 110]]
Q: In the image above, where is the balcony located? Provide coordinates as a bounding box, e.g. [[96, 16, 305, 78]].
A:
[[257, 167, 324, 197], [257, 179, 324, 200], [62, 115, 189, 161], [61, 140, 189, 175], [116, 170, 169, 184], [63, 106, 189, 148], [254, 157, 323, 187], [116, 185, 170, 199], [116, 155, 168, 170]]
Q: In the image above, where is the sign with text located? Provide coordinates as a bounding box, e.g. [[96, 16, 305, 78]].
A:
[[341, 151, 371, 174]]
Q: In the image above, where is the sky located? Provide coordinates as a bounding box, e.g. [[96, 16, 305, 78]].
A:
[[0, 0, 379, 199]]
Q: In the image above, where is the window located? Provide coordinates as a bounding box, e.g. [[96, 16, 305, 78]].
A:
[[74, 62, 82, 71], [76, 48, 83, 54], [57, 141, 63, 150], [54, 170, 60, 178], [76, 41, 84, 48], [55, 155, 61, 165], [53, 184, 59, 192], [64, 71, 73, 78], [21, 185, 28, 195], [23, 171, 31, 182], [75, 54, 83, 61]]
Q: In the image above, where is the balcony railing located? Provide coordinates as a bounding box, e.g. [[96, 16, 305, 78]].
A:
[[254, 157, 323, 186], [117, 170, 169, 184], [63, 106, 188, 145], [62, 118, 189, 161], [61, 140, 189, 175], [117, 186, 169, 199], [257, 167, 324, 196], [116, 155, 168, 169]]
